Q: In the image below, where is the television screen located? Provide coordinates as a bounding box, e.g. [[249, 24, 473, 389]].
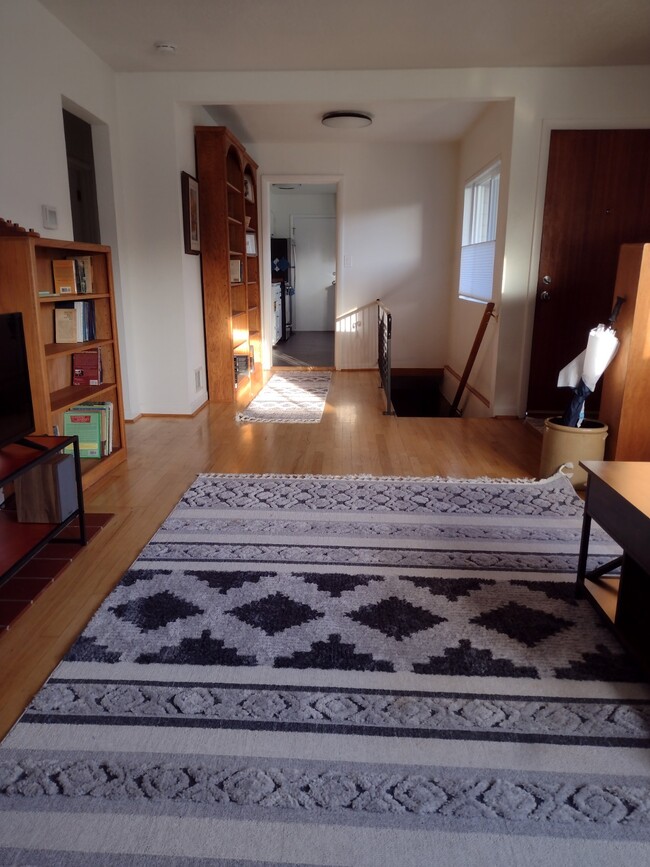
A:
[[0, 312, 36, 449]]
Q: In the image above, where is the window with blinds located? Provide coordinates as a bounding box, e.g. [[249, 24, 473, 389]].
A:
[[458, 161, 500, 301]]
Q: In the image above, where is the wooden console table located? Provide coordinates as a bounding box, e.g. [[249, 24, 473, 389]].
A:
[[576, 461, 650, 667]]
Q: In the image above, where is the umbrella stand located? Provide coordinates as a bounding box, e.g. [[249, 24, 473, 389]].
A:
[[540, 296, 624, 485], [557, 296, 625, 427]]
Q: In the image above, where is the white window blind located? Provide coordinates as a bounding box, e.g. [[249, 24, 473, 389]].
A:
[[459, 161, 500, 301]]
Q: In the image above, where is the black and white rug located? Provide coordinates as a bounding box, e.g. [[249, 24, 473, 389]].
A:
[[1, 473, 649, 867], [237, 371, 331, 423]]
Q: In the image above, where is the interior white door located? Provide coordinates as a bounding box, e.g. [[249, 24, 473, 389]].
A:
[[292, 216, 336, 331]]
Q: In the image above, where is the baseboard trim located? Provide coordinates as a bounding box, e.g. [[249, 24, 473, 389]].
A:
[[137, 400, 210, 420]]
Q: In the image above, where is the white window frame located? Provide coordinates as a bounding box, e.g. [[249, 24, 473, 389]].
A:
[[458, 160, 501, 302]]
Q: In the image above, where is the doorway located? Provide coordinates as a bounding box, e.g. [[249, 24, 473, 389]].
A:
[[62, 109, 101, 244], [527, 129, 650, 416], [269, 184, 337, 368]]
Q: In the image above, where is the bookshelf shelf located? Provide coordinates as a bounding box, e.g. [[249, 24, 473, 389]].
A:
[[38, 292, 111, 304], [0, 236, 127, 490], [44, 337, 114, 358], [50, 382, 118, 414], [196, 126, 262, 402]]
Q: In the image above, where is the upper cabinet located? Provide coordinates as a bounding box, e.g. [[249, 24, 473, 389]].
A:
[[195, 127, 261, 403]]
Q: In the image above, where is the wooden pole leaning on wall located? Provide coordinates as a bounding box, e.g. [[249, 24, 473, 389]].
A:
[[449, 301, 496, 417]]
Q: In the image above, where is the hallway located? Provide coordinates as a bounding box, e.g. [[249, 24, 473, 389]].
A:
[[272, 330, 334, 367]]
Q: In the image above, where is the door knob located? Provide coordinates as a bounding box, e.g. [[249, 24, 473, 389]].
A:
[[540, 290, 551, 302]]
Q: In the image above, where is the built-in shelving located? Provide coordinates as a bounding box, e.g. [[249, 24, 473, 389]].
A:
[[195, 126, 262, 402]]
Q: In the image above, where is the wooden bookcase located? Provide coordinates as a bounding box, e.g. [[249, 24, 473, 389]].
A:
[[0, 236, 127, 489], [600, 243, 650, 461], [195, 126, 262, 402]]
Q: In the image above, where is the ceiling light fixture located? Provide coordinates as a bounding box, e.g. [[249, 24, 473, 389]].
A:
[[321, 111, 373, 129], [154, 41, 177, 54]]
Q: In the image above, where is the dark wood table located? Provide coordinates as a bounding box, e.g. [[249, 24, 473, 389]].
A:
[[577, 461, 650, 667]]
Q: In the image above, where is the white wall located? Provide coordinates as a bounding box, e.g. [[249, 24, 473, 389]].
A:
[[4, 3, 650, 417], [442, 100, 514, 416], [257, 142, 456, 369], [102, 65, 650, 416], [0, 0, 139, 415]]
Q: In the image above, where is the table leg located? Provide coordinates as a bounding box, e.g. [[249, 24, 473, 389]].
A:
[[576, 510, 592, 598]]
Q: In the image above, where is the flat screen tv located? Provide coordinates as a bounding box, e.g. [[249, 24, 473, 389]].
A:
[[0, 312, 36, 449]]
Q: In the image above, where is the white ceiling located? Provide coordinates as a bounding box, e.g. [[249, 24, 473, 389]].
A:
[[37, 0, 650, 145], [38, 0, 650, 72], [207, 101, 492, 144]]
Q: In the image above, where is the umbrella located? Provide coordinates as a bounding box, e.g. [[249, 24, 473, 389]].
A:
[[557, 297, 624, 427]]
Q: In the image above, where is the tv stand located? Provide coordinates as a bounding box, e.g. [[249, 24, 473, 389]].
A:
[[16, 437, 49, 452], [0, 436, 86, 586]]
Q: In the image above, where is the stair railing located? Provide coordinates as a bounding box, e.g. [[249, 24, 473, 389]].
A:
[[334, 299, 393, 414], [377, 300, 393, 415]]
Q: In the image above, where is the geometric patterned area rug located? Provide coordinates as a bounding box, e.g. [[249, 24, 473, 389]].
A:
[[1, 472, 649, 867], [237, 371, 331, 423]]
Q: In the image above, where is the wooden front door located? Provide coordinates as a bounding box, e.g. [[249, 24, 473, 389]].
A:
[[526, 130, 650, 415]]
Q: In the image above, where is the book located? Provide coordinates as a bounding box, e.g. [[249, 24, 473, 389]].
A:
[[68, 255, 93, 293], [54, 300, 95, 343], [77, 401, 113, 455], [72, 348, 102, 386], [54, 305, 77, 342], [52, 259, 77, 295], [63, 408, 102, 458], [229, 258, 242, 283]]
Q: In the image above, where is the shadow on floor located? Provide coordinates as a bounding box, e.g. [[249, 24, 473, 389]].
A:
[[272, 331, 334, 367]]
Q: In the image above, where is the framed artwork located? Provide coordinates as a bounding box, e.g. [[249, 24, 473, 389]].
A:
[[245, 232, 257, 255], [243, 175, 255, 203], [181, 171, 200, 254]]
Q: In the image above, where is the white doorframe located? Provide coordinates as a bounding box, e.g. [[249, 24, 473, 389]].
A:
[[260, 174, 343, 370]]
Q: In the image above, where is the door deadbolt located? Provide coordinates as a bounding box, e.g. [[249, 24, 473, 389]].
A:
[[540, 290, 551, 302]]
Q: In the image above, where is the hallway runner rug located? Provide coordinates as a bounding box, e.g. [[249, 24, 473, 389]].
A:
[[1, 472, 649, 866], [237, 371, 331, 423]]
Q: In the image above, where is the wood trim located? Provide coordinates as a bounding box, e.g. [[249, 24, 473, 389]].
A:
[[392, 368, 444, 377], [139, 401, 209, 420], [444, 365, 490, 408]]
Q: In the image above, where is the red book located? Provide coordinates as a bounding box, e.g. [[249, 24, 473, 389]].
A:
[[72, 349, 102, 386]]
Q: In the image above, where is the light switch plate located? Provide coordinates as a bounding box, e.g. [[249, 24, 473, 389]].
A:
[[42, 205, 58, 229]]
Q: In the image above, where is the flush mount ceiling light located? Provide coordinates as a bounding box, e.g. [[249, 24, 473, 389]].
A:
[[321, 111, 373, 129], [154, 41, 177, 54], [274, 184, 302, 190]]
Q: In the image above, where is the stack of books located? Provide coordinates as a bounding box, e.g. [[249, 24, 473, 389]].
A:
[[51, 256, 93, 295], [63, 401, 113, 459], [54, 300, 96, 343]]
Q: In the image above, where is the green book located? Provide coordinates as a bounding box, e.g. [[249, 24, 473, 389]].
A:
[[63, 408, 102, 458], [74, 401, 113, 455]]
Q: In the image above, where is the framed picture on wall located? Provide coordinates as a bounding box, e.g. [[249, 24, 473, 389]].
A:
[[181, 171, 200, 254]]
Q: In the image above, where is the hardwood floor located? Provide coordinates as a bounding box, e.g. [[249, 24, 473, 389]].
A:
[[0, 371, 542, 739], [272, 330, 335, 367]]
